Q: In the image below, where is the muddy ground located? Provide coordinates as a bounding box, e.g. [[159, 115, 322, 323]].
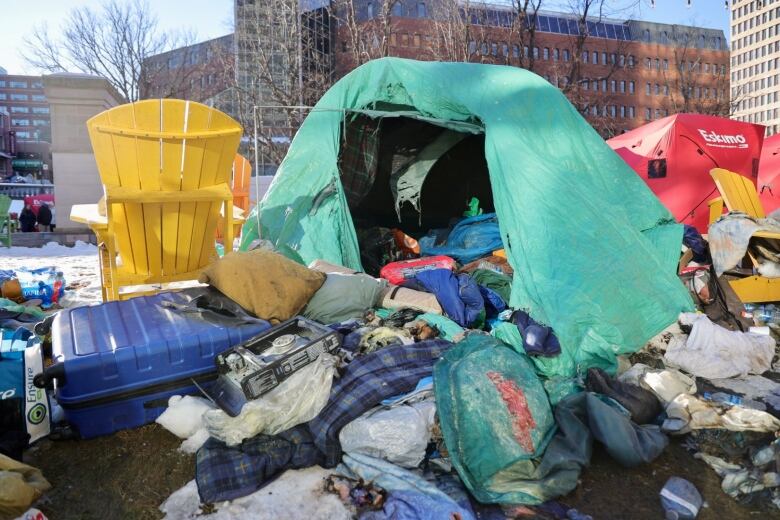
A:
[[22, 424, 766, 520]]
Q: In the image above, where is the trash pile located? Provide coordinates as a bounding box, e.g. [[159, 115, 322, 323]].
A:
[[4, 59, 780, 519]]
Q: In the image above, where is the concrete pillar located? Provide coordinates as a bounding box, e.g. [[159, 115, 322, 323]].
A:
[[43, 73, 124, 230]]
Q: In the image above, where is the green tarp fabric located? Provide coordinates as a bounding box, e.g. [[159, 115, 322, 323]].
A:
[[240, 58, 693, 377]]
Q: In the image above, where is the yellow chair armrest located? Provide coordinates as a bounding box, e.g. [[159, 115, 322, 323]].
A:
[[708, 197, 724, 225], [70, 204, 108, 229], [105, 184, 233, 204]]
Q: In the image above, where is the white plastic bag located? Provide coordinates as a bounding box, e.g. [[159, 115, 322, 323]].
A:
[[156, 395, 215, 439], [339, 399, 435, 468], [664, 313, 775, 379], [204, 354, 336, 446]]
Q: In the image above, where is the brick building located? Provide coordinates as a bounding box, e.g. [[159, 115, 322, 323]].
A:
[[0, 73, 52, 180], [140, 34, 234, 101], [333, 2, 730, 137]]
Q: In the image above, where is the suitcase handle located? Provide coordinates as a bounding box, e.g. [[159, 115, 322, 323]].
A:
[[33, 363, 65, 389]]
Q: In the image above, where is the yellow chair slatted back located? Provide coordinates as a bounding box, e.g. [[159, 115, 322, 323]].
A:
[[87, 99, 242, 280], [232, 154, 252, 212], [710, 168, 766, 219]]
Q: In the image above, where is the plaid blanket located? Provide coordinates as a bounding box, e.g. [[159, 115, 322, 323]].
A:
[[309, 339, 453, 467], [339, 114, 380, 207], [196, 425, 322, 503]]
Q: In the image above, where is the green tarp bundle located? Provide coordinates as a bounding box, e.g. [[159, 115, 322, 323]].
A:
[[240, 57, 693, 377]]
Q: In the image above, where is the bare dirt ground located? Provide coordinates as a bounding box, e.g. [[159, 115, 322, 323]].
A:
[[22, 424, 766, 520]]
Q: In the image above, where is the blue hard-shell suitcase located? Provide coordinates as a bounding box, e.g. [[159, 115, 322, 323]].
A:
[[41, 288, 270, 438]]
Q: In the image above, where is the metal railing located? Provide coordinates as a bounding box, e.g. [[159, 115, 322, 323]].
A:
[[0, 182, 55, 199]]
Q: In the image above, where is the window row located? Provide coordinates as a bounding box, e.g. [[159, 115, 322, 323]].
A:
[[736, 92, 780, 112], [582, 79, 636, 94], [737, 109, 780, 125], [582, 105, 637, 119], [742, 73, 780, 95], [0, 80, 43, 89], [733, 2, 779, 24], [645, 83, 670, 96], [461, 9, 631, 40], [389, 32, 427, 47], [733, 23, 780, 51], [644, 107, 671, 121], [733, 40, 780, 66], [642, 29, 724, 50], [582, 51, 634, 67]]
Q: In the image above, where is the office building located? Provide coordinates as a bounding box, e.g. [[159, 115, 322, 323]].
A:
[[731, 0, 780, 134], [0, 73, 52, 180]]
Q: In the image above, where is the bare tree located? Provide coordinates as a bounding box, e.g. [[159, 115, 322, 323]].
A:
[[22, 0, 195, 102], [333, 0, 401, 69], [661, 33, 736, 117]]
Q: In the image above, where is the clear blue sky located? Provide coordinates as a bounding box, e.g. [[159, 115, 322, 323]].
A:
[[0, 0, 729, 75]]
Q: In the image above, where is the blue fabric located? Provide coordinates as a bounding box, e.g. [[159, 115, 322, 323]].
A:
[[338, 453, 476, 520], [683, 224, 709, 263], [479, 285, 507, 319], [195, 424, 322, 503], [419, 213, 503, 264], [309, 339, 452, 467], [512, 310, 562, 357], [413, 269, 484, 328]]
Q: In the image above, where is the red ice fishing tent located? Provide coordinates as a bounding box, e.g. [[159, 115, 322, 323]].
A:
[[607, 114, 765, 232], [758, 133, 780, 214]]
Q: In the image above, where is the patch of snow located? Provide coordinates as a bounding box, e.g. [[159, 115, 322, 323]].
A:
[[160, 467, 352, 520]]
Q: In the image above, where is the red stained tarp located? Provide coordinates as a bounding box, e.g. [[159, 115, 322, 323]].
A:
[[608, 114, 765, 232]]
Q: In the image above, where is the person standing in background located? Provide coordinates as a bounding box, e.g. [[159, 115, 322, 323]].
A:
[[19, 204, 37, 232], [37, 203, 53, 232]]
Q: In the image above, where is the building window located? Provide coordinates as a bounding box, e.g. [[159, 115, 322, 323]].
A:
[[414, 34, 421, 47], [629, 81, 635, 93], [628, 55, 635, 67], [655, 58, 660, 69], [481, 42, 488, 54], [512, 45, 519, 58], [611, 79, 616, 92], [401, 33, 409, 46], [9, 81, 28, 88], [563, 49, 570, 61], [654, 83, 660, 95], [601, 52, 607, 65], [643, 29, 651, 42], [645, 57, 651, 68], [543, 47, 549, 60], [593, 80, 598, 92], [0, 94, 5, 100], [11, 119, 30, 126], [10, 94, 28, 101], [501, 42, 507, 56], [553, 48, 559, 61], [629, 106, 635, 118], [392, 2, 403, 16], [32, 107, 49, 114], [620, 80, 625, 93], [15, 131, 31, 139], [610, 105, 616, 118], [611, 53, 616, 64], [10, 107, 29, 113], [491, 42, 498, 55], [583, 51, 589, 64], [583, 80, 589, 91], [663, 84, 669, 95], [31, 94, 46, 102], [468, 41, 477, 55], [591, 106, 598, 116], [620, 106, 626, 118], [31, 81, 43, 88], [602, 79, 607, 91], [0, 81, 5, 87], [417, 2, 426, 17], [524, 46, 529, 57], [367, 2, 373, 18], [645, 107, 652, 120], [533, 47, 539, 59], [592, 51, 598, 64], [619, 54, 625, 67], [646, 82, 651, 95]]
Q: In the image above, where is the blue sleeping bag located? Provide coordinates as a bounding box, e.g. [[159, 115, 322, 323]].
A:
[[412, 269, 484, 328], [419, 214, 503, 264]]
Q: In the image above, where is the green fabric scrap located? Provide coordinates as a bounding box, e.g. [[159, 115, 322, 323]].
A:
[[470, 268, 512, 303]]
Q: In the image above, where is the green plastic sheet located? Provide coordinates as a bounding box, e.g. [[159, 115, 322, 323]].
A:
[[240, 58, 693, 377]]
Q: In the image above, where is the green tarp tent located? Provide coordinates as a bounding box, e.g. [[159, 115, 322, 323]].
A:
[[240, 58, 693, 377]]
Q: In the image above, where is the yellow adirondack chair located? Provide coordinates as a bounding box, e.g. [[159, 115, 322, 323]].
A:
[[708, 167, 780, 302], [216, 154, 253, 241], [71, 99, 242, 301]]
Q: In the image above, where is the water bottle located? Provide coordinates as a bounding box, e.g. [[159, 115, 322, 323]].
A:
[[52, 271, 65, 305], [660, 477, 702, 519]]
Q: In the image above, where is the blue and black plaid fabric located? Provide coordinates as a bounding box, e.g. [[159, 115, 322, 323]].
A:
[[195, 424, 321, 503], [309, 338, 453, 467], [339, 114, 380, 207]]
